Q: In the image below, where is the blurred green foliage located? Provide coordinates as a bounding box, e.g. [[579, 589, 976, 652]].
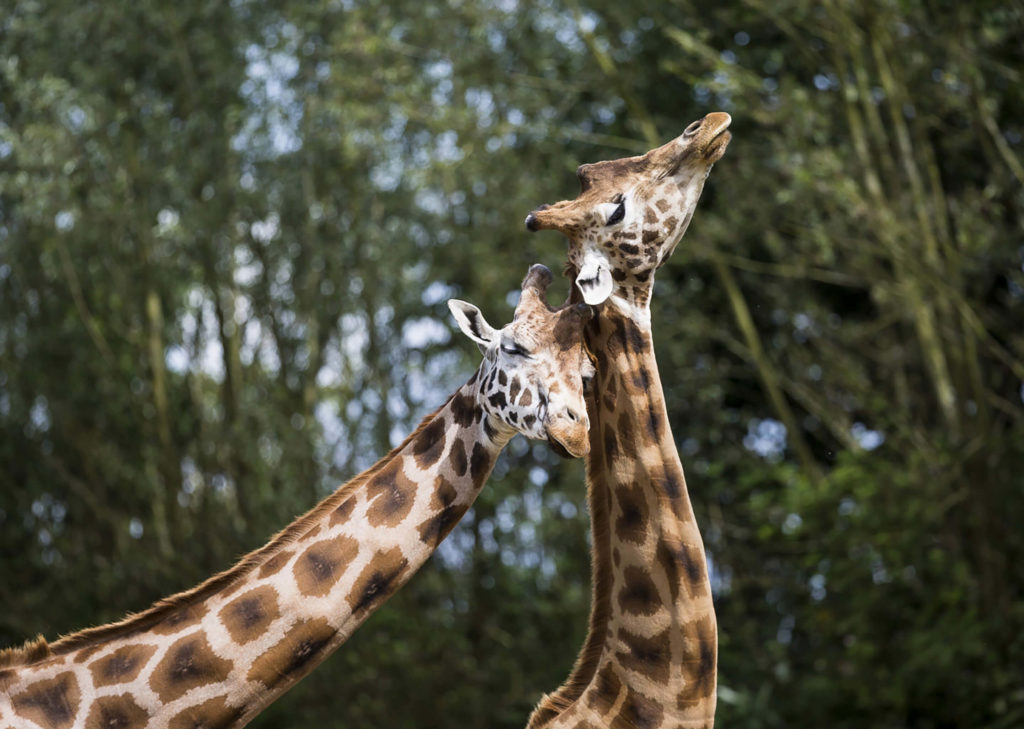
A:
[[1, 0, 1022, 727]]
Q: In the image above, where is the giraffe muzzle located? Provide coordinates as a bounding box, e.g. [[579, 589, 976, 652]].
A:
[[545, 411, 590, 459]]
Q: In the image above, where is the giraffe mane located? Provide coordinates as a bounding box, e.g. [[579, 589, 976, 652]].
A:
[[0, 394, 460, 669]]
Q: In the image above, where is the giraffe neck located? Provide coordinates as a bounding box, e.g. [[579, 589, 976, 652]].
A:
[[0, 373, 510, 729], [531, 302, 717, 729]]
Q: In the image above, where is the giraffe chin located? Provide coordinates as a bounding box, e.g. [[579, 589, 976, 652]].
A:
[[546, 435, 575, 460]]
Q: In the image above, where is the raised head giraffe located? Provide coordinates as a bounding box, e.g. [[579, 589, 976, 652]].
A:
[[524, 113, 732, 729], [0, 264, 595, 729]]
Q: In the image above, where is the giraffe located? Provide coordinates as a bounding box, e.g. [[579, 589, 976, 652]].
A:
[[523, 112, 733, 729], [0, 264, 596, 729]]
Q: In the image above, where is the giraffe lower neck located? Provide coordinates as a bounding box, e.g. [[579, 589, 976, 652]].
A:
[[0, 376, 510, 729], [531, 309, 717, 729]]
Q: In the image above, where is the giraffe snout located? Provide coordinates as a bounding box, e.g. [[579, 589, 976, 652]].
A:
[[545, 405, 590, 459]]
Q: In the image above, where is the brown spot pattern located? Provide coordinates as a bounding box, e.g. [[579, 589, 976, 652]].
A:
[[347, 547, 410, 615], [84, 694, 149, 729], [678, 614, 717, 705], [89, 644, 157, 687], [247, 617, 335, 690], [11, 672, 81, 729], [411, 418, 447, 469], [149, 632, 233, 704], [417, 476, 463, 547], [366, 459, 416, 527], [615, 627, 671, 683], [614, 485, 648, 543], [294, 534, 359, 597], [152, 604, 208, 636], [612, 687, 664, 729], [167, 695, 243, 729], [449, 438, 468, 477], [330, 496, 357, 526], [219, 584, 280, 644], [258, 549, 295, 578], [618, 566, 661, 616], [469, 442, 494, 482], [588, 663, 622, 713]]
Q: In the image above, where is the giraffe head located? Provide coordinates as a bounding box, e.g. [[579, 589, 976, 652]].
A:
[[524, 112, 731, 305], [448, 264, 595, 458]]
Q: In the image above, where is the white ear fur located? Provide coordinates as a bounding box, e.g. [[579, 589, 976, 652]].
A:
[[448, 299, 497, 348], [576, 249, 614, 305]]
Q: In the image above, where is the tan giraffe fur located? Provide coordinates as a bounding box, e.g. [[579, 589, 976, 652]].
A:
[[524, 113, 732, 729], [0, 265, 595, 729]]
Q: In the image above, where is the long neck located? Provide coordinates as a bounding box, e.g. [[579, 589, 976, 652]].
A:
[[0, 374, 509, 729], [531, 300, 717, 729]]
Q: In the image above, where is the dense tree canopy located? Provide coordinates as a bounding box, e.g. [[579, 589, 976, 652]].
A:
[[2, 1, 1022, 727]]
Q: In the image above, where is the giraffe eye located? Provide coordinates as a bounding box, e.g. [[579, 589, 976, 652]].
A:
[[606, 200, 625, 226], [501, 341, 528, 357]]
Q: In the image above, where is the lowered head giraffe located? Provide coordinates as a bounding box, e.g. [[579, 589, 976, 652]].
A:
[[525, 112, 732, 729], [0, 264, 594, 729]]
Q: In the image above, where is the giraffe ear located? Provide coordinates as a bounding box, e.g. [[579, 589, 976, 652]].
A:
[[576, 248, 614, 305], [448, 299, 497, 350]]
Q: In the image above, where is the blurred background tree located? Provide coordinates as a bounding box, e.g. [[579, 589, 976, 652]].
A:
[[1, 1, 1021, 727]]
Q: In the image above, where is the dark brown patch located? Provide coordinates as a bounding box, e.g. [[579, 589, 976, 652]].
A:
[[656, 198, 671, 213], [366, 459, 416, 527], [518, 388, 532, 407], [469, 442, 494, 483], [588, 662, 622, 713], [449, 438, 468, 477], [644, 208, 659, 225], [258, 548, 295, 578], [508, 376, 521, 404], [219, 584, 281, 645], [618, 566, 661, 616], [151, 604, 208, 636], [642, 228, 659, 245], [417, 476, 463, 547], [646, 408, 664, 440], [84, 693, 149, 729], [11, 672, 81, 729], [294, 534, 359, 597], [678, 614, 718, 707], [611, 686, 664, 729], [412, 417, 447, 468], [247, 617, 336, 690], [664, 215, 678, 230], [329, 497, 357, 526], [450, 391, 477, 428], [632, 366, 651, 392], [615, 627, 671, 683], [73, 644, 104, 664], [616, 411, 637, 461], [346, 547, 410, 615], [89, 644, 157, 687], [651, 466, 684, 500], [148, 632, 234, 704], [623, 321, 647, 353], [603, 425, 620, 463], [167, 695, 242, 729], [614, 485, 647, 543]]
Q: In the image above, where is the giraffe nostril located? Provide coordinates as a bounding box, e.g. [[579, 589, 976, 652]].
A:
[[684, 119, 703, 136], [565, 408, 580, 423]]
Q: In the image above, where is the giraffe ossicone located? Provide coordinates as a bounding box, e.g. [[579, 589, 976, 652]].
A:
[[524, 113, 732, 729], [0, 263, 594, 729]]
